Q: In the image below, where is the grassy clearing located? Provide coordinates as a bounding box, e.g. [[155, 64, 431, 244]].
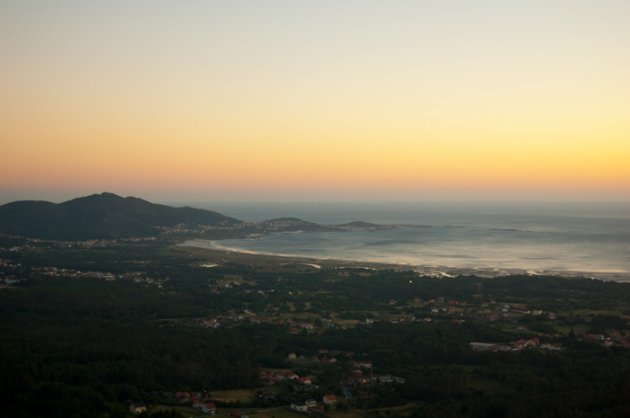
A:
[[333, 319, 361, 329], [153, 404, 203, 416], [250, 407, 305, 418], [210, 389, 257, 403], [325, 409, 364, 418]]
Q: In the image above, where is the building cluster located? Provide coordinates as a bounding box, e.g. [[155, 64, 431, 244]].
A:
[[199, 313, 321, 334], [0, 258, 17, 267], [30, 266, 166, 287], [2, 245, 35, 252], [259, 370, 315, 386], [469, 337, 562, 352], [581, 332, 630, 348], [129, 402, 146, 415], [0, 258, 21, 285], [171, 391, 218, 415], [290, 396, 332, 413], [2, 237, 155, 251]]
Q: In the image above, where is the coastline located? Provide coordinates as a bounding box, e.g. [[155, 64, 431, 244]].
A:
[[179, 239, 630, 283]]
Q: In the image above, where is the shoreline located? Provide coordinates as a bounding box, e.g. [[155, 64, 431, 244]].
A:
[[179, 239, 630, 283]]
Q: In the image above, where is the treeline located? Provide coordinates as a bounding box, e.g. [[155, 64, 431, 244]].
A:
[[0, 321, 263, 418]]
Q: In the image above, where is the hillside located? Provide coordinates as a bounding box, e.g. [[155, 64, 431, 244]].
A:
[[0, 192, 241, 240], [255, 217, 334, 232]]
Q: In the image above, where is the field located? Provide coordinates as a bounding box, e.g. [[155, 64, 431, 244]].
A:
[[210, 389, 259, 403]]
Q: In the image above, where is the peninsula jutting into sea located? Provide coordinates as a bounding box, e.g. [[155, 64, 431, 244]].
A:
[[2, 193, 629, 281]]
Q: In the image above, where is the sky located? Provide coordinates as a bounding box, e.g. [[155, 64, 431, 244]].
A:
[[1, 0, 629, 203]]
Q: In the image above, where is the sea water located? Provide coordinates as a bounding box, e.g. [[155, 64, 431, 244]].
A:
[[182, 201, 630, 280]]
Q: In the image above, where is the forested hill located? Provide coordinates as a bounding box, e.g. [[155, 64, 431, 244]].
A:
[[0, 192, 242, 240]]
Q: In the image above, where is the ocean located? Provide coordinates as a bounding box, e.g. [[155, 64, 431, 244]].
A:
[[180, 201, 630, 281]]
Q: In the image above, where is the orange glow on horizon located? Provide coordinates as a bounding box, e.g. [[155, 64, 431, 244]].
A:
[[1, 1, 629, 201]]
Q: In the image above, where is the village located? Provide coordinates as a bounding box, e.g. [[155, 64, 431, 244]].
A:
[[1, 237, 630, 418], [133, 352, 408, 417]]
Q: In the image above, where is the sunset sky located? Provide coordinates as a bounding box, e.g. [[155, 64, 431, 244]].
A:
[[1, 0, 629, 203]]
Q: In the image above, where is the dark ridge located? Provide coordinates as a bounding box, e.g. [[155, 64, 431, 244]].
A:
[[0, 192, 241, 240]]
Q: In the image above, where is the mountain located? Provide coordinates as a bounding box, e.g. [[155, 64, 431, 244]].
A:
[[0, 192, 241, 240]]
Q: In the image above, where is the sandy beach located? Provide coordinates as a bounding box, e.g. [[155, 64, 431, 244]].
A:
[[179, 239, 630, 282]]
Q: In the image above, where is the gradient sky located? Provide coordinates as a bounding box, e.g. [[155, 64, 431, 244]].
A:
[[1, 0, 629, 203]]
